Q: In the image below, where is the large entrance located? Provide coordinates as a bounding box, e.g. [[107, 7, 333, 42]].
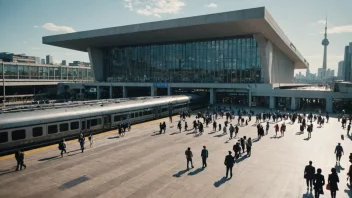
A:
[[299, 98, 326, 112], [216, 92, 248, 106]]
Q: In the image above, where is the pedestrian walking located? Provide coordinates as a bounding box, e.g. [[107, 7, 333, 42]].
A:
[[15, 150, 20, 171], [224, 151, 234, 178], [213, 121, 217, 131], [89, 133, 93, 147], [328, 168, 339, 198], [335, 143, 344, 165], [304, 161, 316, 190], [313, 168, 325, 198], [218, 123, 221, 132], [185, 147, 194, 170], [162, 122, 166, 133], [246, 138, 252, 157], [184, 121, 188, 131], [223, 125, 227, 134], [59, 138, 67, 157], [266, 122, 269, 135], [177, 121, 182, 133], [18, 151, 26, 170], [240, 137, 245, 153], [79, 135, 85, 153], [274, 124, 279, 137], [229, 124, 234, 139], [201, 146, 208, 168], [235, 125, 239, 137], [348, 123, 351, 135]]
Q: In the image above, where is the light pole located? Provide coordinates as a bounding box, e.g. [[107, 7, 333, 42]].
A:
[[2, 62, 5, 107]]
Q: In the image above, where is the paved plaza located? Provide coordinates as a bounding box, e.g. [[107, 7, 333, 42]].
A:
[[1, 109, 352, 198]]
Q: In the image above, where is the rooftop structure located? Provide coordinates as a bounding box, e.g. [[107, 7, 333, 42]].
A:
[[43, 7, 309, 84]]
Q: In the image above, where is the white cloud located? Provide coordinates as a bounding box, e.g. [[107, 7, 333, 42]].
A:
[[23, 41, 27, 44], [326, 25, 352, 34], [123, 0, 185, 18], [31, 47, 40, 50], [33, 25, 39, 28], [42, 23, 76, 33], [204, 3, 217, 8]]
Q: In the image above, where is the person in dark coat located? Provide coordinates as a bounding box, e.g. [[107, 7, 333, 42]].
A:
[[15, 150, 20, 171], [224, 151, 234, 178], [201, 146, 208, 168], [313, 168, 325, 198], [328, 168, 339, 198], [240, 137, 245, 153], [304, 161, 316, 190], [185, 147, 194, 170], [79, 135, 85, 153], [18, 151, 26, 170]]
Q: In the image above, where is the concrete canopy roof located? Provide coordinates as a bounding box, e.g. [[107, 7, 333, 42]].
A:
[[43, 7, 308, 69]]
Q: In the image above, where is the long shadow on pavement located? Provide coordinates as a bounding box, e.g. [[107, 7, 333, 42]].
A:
[[188, 167, 204, 176], [173, 169, 189, 178], [296, 132, 304, 135], [38, 155, 61, 161], [344, 188, 352, 198], [302, 190, 314, 198], [214, 177, 229, 188], [108, 136, 120, 139], [335, 164, 345, 173], [236, 155, 248, 163], [214, 134, 226, 138]]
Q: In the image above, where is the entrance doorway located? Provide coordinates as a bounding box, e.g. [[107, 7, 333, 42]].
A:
[[216, 92, 248, 106]]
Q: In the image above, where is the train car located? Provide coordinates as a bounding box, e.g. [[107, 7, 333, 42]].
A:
[[0, 95, 200, 155]]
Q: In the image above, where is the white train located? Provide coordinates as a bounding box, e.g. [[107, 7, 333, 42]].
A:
[[0, 95, 204, 155]]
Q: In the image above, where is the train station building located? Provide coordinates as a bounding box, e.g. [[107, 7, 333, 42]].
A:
[[43, 7, 352, 112]]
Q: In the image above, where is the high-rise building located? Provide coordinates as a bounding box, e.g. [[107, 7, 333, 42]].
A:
[[321, 16, 329, 78], [41, 59, 45, 64], [46, 55, 53, 65], [61, 60, 67, 66], [338, 61, 344, 79], [0, 52, 36, 63], [343, 43, 352, 81], [35, 57, 41, 64], [318, 68, 324, 79]]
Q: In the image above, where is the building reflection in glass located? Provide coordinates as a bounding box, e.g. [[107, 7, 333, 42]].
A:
[[103, 36, 262, 83]]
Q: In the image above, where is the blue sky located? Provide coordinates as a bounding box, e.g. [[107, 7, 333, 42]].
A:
[[0, 0, 351, 75]]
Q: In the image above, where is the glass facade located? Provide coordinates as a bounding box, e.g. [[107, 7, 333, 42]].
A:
[[0, 63, 93, 81], [103, 36, 263, 83]]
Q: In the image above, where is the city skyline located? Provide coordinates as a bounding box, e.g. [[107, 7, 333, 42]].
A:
[[0, 0, 351, 74]]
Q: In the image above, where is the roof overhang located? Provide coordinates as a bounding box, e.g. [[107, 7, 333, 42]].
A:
[[43, 7, 308, 69]]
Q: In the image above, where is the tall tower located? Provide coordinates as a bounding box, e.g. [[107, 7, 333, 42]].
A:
[[321, 15, 329, 78]]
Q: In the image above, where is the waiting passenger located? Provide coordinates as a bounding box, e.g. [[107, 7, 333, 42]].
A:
[[89, 134, 93, 148], [79, 135, 85, 153]]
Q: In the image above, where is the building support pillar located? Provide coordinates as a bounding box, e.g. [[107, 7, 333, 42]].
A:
[[151, 86, 155, 96], [269, 96, 275, 109], [326, 97, 333, 113], [123, 86, 127, 98], [291, 97, 296, 110], [167, 87, 171, 96], [248, 89, 252, 107], [210, 88, 215, 105], [97, 86, 101, 100], [109, 86, 113, 99]]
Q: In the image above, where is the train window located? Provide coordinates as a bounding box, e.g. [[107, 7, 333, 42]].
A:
[[139, 112, 143, 116], [70, 121, 79, 130], [162, 108, 168, 112], [82, 121, 86, 130], [90, 118, 101, 127], [60, 123, 69, 132], [12, 129, 26, 141], [48, 125, 58, 134], [114, 115, 121, 122], [0, 132, 8, 143], [131, 113, 135, 118], [32, 127, 43, 137]]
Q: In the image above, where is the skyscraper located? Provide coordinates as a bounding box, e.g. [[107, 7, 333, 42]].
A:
[[321, 16, 329, 78], [343, 42, 352, 81], [41, 59, 45, 64], [35, 57, 41, 64], [46, 55, 53, 65], [61, 60, 67, 66], [338, 61, 344, 79]]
